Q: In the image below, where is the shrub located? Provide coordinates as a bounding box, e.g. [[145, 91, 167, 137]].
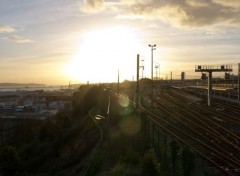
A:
[[108, 163, 140, 176], [140, 149, 161, 176], [0, 145, 22, 176]]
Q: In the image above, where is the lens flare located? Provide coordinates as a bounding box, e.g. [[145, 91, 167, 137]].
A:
[[118, 98, 130, 107], [120, 116, 141, 136]]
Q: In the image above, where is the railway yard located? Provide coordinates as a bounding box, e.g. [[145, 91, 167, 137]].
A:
[[130, 86, 240, 175], [1, 83, 239, 175]]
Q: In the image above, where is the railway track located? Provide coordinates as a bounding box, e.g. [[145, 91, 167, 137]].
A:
[[156, 88, 240, 174], [169, 88, 240, 131], [114, 89, 240, 175], [185, 88, 240, 117]]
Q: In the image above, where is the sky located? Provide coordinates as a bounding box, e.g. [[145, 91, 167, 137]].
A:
[[0, 0, 240, 85]]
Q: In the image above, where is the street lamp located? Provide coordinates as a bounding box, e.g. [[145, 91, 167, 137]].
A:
[[149, 44, 156, 107]]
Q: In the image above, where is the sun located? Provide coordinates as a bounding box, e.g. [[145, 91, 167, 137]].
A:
[[66, 26, 139, 83]]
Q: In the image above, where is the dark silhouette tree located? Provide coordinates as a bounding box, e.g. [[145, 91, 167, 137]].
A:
[[140, 149, 160, 176], [182, 147, 195, 176], [171, 140, 180, 175], [0, 145, 22, 176]]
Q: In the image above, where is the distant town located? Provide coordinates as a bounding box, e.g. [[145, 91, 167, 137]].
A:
[[0, 83, 79, 119]]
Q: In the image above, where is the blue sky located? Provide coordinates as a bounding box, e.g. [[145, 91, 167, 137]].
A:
[[0, 0, 240, 84]]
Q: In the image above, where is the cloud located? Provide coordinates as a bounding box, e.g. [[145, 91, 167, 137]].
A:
[[122, 0, 240, 27], [84, 0, 240, 28], [186, 0, 209, 7], [213, 0, 240, 8], [0, 25, 15, 33], [6, 35, 33, 43], [80, 0, 105, 13]]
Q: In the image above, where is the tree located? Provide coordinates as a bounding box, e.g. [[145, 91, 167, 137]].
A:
[[171, 140, 180, 175], [140, 149, 161, 176], [182, 147, 195, 176], [0, 145, 22, 176]]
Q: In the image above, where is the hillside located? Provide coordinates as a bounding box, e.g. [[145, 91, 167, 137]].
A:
[[0, 84, 166, 176], [0, 85, 104, 176]]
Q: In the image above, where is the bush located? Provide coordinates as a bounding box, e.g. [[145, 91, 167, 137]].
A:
[[171, 140, 180, 174], [0, 145, 22, 176], [108, 163, 140, 176], [119, 145, 139, 165], [182, 147, 195, 176], [140, 149, 161, 176]]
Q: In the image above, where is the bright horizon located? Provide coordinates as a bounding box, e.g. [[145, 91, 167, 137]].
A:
[[0, 0, 240, 85]]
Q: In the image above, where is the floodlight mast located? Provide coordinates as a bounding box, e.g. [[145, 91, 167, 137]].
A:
[[149, 44, 156, 107]]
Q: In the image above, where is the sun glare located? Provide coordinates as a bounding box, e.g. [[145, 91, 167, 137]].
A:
[[66, 26, 139, 83]]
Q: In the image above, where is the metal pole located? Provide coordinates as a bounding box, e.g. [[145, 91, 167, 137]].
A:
[[107, 89, 111, 145], [149, 45, 156, 107], [155, 65, 159, 94], [159, 65, 160, 80], [208, 71, 212, 107], [152, 124, 155, 146], [142, 59, 144, 78], [156, 66, 158, 80], [136, 54, 140, 108], [151, 48, 153, 107], [164, 135, 167, 163], [157, 128, 159, 154], [117, 69, 119, 96], [238, 63, 240, 101]]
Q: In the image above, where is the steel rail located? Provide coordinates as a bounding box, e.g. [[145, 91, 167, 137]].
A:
[[139, 104, 235, 175], [180, 88, 240, 125], [114, 92, 239, 175], [156, 90, 240, 167], [170, 88, 240, 128], [161, 88, 240, 146], [80, 113, 104, 176]]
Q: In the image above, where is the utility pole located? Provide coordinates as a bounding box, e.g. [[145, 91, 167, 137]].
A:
[[107, 88, 111, 145], [159, 65, 160, 81], [195, 65, 232, 107], [149, 44, 156, 107], [238, 63, 240, 101], [208, 71, 212, 106], [171, 71, 172, 86], [155, 65, 159, 80], [181, 72, 185, 87], [136, 54, 140, 108], [141, 59, 144, 78], [117, 69, 120, 96], [155, 65, 159, 95]]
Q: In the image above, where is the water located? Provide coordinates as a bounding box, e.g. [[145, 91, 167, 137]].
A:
[[0, 86, 63, 92]]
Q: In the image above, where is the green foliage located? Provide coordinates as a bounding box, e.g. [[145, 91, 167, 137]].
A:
[[182, 147, 195, 176], [0, 145, 22, 176], [72, 85, 104, 114], [140, 149, 161, 176], [38, 119, 58, 141], [55, 110, 72, 129], [108, 163, 127, 176], [171, 140, 180, 174], [119, 145, 139, 165], [108, 163, 140, 176], [11, 119, 41, 145]]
